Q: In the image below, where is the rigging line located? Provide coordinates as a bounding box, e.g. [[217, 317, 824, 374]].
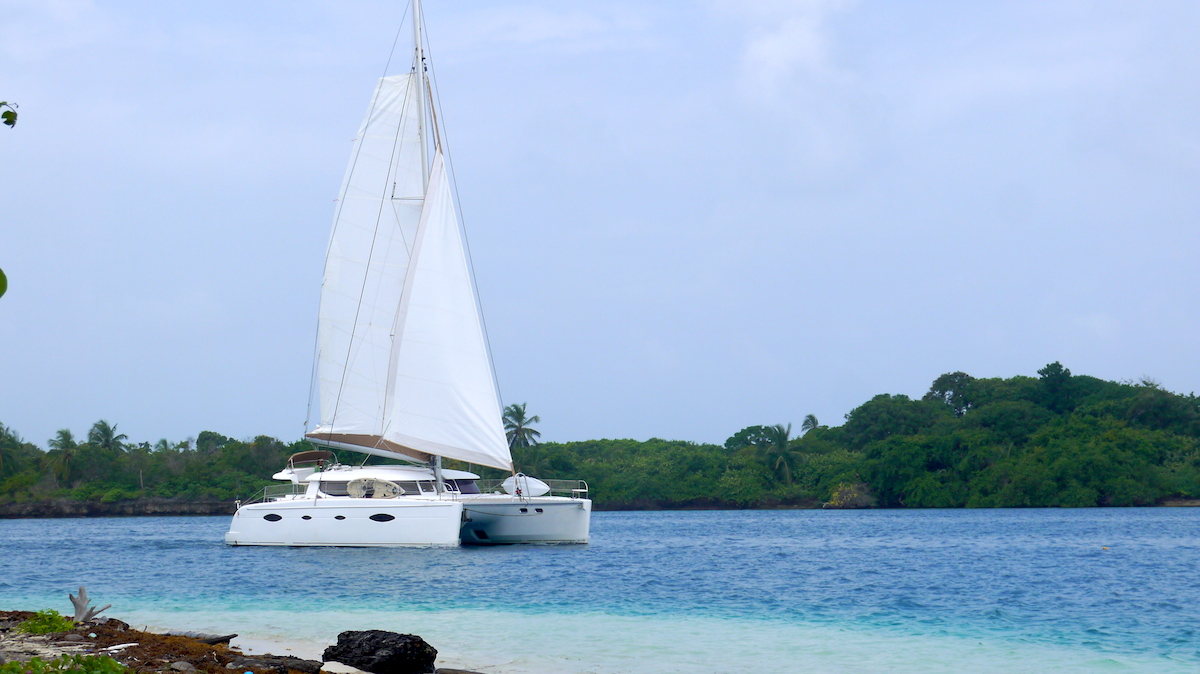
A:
[[309, 1, 410, 439], [423, 21, 507, 411]]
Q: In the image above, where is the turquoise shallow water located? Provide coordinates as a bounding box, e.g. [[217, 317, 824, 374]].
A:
[[1, 509, 1198, 673]]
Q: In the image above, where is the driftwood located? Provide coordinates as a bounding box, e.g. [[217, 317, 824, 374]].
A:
[[68, 586, 111, 623], [162, 631, 238, 645]]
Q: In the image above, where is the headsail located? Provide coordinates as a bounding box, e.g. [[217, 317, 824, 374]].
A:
[[311, 73, 425, 454], [382, 151, 512, 471]]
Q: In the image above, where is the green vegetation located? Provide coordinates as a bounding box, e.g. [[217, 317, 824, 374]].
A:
[[0, 655, 127, 674], [2, 364, 1199, 510], [15, 610, 74, 634], [0, 423, 309, 505], [501, 364, 1200, 508], [503, 402, 541, 449], [1, 101, 15, 128]]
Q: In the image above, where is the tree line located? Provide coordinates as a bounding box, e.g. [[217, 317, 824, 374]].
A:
[[0, 424, 306, 505], [3, 363, 1199, 509]]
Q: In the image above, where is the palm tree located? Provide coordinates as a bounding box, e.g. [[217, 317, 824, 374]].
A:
[[45, 428, 79, 482], [503, 403, 542, 449], [0, 423, 20, 475], [88, 420, 128, 452], [758, 423, 798, 485], [801, 414, 819, 435]]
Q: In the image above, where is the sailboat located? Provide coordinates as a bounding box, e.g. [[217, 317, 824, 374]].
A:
[[224, 0, 591, 547]]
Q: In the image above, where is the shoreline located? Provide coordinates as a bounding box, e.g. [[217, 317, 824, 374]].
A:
[[2, 498, 1199, 519], [0, 610, 481, 674]]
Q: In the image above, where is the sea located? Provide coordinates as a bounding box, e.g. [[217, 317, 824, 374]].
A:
[[2, 509, 1198, 673]]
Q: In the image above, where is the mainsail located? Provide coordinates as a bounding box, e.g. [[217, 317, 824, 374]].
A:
[[309, 73, 512, 472]]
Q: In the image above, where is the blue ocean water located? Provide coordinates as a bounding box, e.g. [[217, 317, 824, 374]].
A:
[[1, 509, 1198, 673]]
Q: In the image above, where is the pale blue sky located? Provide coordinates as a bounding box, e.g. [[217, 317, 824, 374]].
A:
[[2, 0, 1198, 448]]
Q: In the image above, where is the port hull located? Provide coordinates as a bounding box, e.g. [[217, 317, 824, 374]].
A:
[[224, 498, 463, 547]]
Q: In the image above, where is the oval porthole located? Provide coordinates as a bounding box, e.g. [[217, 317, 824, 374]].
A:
[[535, 508, 544, 513], [335, 515, 346, 520], [519, 508, 528, 513], [370, 513, 395, 522], [263, 514, 282, 522], [302, 515, 312, 520]]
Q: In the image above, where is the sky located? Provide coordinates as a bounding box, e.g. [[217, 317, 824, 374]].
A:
[[2, 0, 1199, 449]]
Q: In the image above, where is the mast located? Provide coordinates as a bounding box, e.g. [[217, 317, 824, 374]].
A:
[[413, 0, 444, 493], [413, 0, 430, 192]]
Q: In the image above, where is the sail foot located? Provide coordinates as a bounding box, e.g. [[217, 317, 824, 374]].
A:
[[304, 431, 433, 464]]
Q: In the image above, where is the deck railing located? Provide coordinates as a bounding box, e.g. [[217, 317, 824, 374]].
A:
[[475, 478, 588, 499], [238, 483, 305, 506]]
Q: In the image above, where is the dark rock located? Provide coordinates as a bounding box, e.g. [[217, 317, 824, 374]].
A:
[[322, 631, 437, 674], [231, 655, 323, 674], [170, 662, 197, 671]]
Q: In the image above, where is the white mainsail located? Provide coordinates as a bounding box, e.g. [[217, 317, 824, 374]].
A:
[[309, 73, 512, 472], [313, 73, 424, 443]]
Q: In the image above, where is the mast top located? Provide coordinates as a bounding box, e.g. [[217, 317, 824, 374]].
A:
[[412, 0, 430, 188]]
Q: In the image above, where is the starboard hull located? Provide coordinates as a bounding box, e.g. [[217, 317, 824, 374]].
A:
[[224, 498, 463, 547], [460, 497, 591, 545]]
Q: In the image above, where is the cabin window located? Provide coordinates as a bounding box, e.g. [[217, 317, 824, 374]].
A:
[[335, 515, 346, 520], [519, 508, 528, 513], [535, 508, 543, 513], [418, 481, 435, 493], [451, 480, 481, 494], [302, 515, 312, 520], [396, 481, 420, 495], [369, 513, 395, 522], [263, 514, 282, 522], [319, 481, 350, 496]]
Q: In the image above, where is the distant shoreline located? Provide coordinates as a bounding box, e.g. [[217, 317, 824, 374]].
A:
[[0, 498, 233, 519], [1, 497, 1198, 519]]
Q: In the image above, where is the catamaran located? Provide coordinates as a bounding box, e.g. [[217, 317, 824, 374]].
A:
[[224, 0, 591, 547]]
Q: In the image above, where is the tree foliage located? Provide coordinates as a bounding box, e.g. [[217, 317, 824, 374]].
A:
[[503, 402, 541, 449], [2, 364, 1199, 510]]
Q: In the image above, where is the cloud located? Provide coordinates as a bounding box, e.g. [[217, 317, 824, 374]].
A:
[[435, 4, 657, 58], [709, 0, 853, 101], [0, 0, 112, 62], [903, 29, 1137, 125]]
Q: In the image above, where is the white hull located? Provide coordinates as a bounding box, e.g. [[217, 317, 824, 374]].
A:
[[224, 498, 462, 547], [223, 463, 590, 547], [461, 496, 591, 545]]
